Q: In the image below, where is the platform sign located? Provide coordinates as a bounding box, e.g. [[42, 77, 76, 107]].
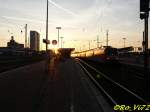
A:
[[43, 39, 50, 44], [52, 40, 57, 45]]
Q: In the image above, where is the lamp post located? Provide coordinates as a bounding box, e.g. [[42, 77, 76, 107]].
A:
[[56, 27, 61, 48], [25, 24, 27, 48], [46, 0, 49, 51], [60, 37, 64, 48], [20, 25, 28, 48]]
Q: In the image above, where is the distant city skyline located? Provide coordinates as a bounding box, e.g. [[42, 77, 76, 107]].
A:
[[0, 0, 149, 50]]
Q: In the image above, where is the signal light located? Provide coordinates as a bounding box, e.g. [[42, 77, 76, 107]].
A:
[[140, 0, 149, 12]]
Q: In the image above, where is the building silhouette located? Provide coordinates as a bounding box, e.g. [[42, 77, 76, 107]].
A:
[[7, 36, 24, 49], [30, 31, 40, 51]]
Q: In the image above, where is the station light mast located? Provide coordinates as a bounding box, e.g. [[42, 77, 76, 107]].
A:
[[56, 27, 61, 48], [25, 24, 27, 48], [46, 0, 49, 51]]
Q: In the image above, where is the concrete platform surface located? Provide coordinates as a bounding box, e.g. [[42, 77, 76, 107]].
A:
[[39, 58, 112, 112], [0, 58, 112, 112]]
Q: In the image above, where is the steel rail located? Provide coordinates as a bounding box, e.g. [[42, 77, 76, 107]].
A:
[[77, 60, 118, 105], [76, 58, 148, 104]]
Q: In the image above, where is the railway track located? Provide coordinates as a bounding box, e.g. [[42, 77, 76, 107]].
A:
[[80, 58, 150, 100], [76, 58, 148, 107]]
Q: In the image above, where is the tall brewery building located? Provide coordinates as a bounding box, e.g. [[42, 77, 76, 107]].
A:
[[30, 31, 40, 51]]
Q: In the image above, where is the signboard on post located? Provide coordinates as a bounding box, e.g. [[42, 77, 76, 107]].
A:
[[52, 40, 57, 45], [43, 39, 50, 44]]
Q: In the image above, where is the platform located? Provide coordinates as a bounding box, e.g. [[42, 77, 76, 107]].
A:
[[39, 58, 112, 112], [0, 58, 113, 112]]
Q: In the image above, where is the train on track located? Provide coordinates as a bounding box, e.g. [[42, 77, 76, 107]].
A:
[[71, 46, 118, 63]]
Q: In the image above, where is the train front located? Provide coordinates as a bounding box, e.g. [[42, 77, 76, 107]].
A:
[[104, 47, 118, 62]]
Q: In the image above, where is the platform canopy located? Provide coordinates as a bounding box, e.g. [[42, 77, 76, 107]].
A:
[[58, 48, 75, 58]]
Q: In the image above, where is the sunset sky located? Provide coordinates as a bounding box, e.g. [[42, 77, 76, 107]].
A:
[[0, 0, 149, 51]]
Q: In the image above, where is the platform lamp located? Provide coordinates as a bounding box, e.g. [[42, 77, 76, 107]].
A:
[[56, 27, 61, 48]]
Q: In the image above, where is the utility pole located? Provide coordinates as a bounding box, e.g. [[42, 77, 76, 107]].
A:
[[143, 31, 145, 52], [144, 12, 149, 72], [25, 24, 27, 48], [46, 0, 48, 51], [140, 0, 149, 74], [106, 30, 109, 47], [28, 36, 30, 48], [97, 35, 99, 48], [140, 0, 149, 93], [122, 38, 126, 48], [56, 27, 61, 48]]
